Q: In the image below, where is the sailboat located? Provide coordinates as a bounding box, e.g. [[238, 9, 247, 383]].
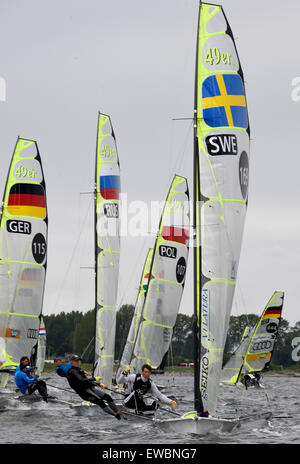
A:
[[0, 138, 48, 388], [92, 113, 120, 389], [221, 291, 284, 387], [117, 248, 153, 377], [154, 1, 250, 434], [121, 174, 190, 377]]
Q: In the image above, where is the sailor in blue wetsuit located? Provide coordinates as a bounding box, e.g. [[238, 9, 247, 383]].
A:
[[55, 358, 71, 378], [15, 356, 30, 375], [15, 362, 49, 401]]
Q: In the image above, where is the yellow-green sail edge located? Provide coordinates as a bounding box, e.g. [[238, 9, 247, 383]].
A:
[[93, 113, 120, 388], [194, 2, 250, 416], [0, 138, 48, 383], [130, 174, 190, 372]]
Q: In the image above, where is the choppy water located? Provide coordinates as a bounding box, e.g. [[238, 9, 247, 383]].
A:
[[0, 374, 299, 444]]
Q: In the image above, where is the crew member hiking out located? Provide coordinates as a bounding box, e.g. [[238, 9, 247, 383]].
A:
[[116, 363, 177, 413], [55, 357, 71, 378], [66, 355, 122, 420], [14, 362, 49, 401]]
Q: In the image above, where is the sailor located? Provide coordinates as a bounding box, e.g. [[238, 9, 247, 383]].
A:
[[116, 363, 177, 413], [66, 355, 122, 420], [15, 362, 49, 401], [55, 357, 71, 378], [243, 371, 261, 390], [15, 356, 30, 375]]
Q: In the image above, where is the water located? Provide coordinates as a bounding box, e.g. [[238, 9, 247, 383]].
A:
[[0, 374, 299, 444]]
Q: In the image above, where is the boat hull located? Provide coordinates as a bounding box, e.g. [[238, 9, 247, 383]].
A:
[[153, 412, 239, 435]]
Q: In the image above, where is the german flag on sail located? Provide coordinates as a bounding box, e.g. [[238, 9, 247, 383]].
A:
[[202, 74, 248, 129], [100, 175, 120, 200], [263, 308, 282, 319], [162, 226, 189, 245], [20, 268, 42, 288], [7, 183, 46, 219]]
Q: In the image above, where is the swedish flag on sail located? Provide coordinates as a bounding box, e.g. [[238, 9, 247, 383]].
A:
[[202, 74, 248, 129]]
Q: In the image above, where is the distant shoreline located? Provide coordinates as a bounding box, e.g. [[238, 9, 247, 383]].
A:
[[43, 363, 300, 377]]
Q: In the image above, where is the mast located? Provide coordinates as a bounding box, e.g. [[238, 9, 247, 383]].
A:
[[93, 114, 100, 372], [193, 0, 203, 414]]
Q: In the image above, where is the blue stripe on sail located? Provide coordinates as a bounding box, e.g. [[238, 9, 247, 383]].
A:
[[100, 175, 120, 190]]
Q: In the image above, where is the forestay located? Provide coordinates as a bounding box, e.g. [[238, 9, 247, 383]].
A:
[[194, 3, 250, 415], [94, 113, 120, 387], [118, 248, 153, 376], [0, 138, 48, 374], [131, 175, 190, 372]]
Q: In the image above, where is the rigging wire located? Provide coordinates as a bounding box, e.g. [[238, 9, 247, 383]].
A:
[[50, 194, 94, 314]]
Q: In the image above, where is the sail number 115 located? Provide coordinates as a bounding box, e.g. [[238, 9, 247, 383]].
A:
[[205, 48, 231, 66]]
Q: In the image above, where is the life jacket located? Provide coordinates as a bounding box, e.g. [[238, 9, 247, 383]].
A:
[[133, 374, 152, 397]]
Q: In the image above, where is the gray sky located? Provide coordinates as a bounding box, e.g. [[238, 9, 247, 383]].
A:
[[0, 0, 299, 325]]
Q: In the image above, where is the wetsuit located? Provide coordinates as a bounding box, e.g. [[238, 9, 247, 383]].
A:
[[243, 373, 260, 390], [67, 366, 119, 417], [56, 361, 71, 378], [116, 372, 173, 411], [15, 370, 48, 400]]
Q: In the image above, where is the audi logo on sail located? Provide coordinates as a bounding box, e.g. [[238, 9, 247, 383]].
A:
[[251, 340, 272, 352], [27, 328, 38, 339]]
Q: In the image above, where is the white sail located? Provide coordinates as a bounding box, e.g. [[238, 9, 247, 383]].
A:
[[131, 175, 190, 372], [194, 2, 250, 415], [93, 113, 120, 387], [118, 248, 153, 375], [221, 326, 252, 384], [221, 292, 284, 385], [0, 138, 48, 378]]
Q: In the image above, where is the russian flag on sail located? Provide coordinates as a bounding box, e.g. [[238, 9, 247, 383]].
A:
[[99, 164, 120, 200]]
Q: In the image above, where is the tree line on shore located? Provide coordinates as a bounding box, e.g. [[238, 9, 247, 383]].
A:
[[43, 305, 300, 369]]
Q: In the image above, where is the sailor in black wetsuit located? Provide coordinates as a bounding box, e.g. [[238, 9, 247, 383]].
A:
[[116, 363, 177, 413], [66, 355, 121, 420], [243, 371, 261, 390]]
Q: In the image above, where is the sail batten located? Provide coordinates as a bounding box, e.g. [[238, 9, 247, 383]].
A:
[[194, 3, 250, 414], [94, 113, 120, 387]]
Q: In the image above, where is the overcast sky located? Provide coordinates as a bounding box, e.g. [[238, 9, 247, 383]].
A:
[[0, 0, 299, 326]]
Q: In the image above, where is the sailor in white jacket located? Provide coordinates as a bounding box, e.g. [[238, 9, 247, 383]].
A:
[[116, 363, 177, 412]]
